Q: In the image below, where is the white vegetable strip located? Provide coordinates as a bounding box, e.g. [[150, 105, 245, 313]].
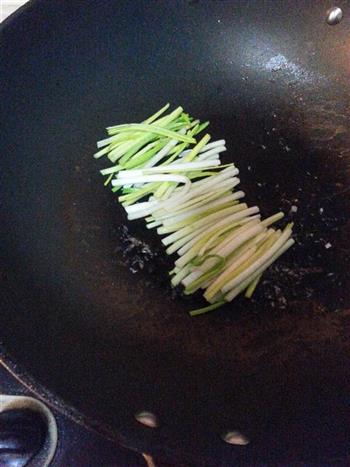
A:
[[210, 224, 265, 276], [117, 160, 221, 177], [171, 265, 192, 287], [225, 239, 295, 302], [162, 166, 238, 201], [112, 174, 190, 187], [161, 204, 247, 246], [175, 206, 252, 256], [203, 229, 271, 294], [146, 220, 163, 229], [97, 135, 119, 148], [154, 185, 244, 220], [210, 220, 263, 259], [165, 224, 210, 255], [174, 209, 260, 268], [212, 246, 257, 288], [198, 216, 257, 256], [124, 200, 159, 213], [184, 165, 238, 189], [184, 222, 264, 282], [199, 140, 226, 152], [158, 193, 240, 232], [159, 174, 239, 212], [198, 154, 220, 162], [204, 234, 274, 302], [179, 140, 226, 159], [261, 212, 284, 227], [162, 184, 177, 200], [181, 222, 264, 288], [221, 225, 293, 293], [219, 229, 273, 273], [116, 175, 191, 220], [182, 270, 201, 287], [160, 178, 239, 216], [144, 130, 186, 168], [198, 146, 226, 160]]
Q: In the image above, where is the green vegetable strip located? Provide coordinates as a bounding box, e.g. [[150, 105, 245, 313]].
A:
[[119, 183, 160, 200], [123, 141, 167, 169], [184, 222, 264, 287], [221, 229, 272, 271], [262, 212, 284, 227], [158, 201, 237, 234], [209, 220, 262, 258], [189, 300, 226, 317], [174, 213, 254, 262], [160, 192, 238, 227], [154, 124, 207, 196], [107, 124, 196, 143], [173, 206, 250, 259], [165, 224, 210, 255], [201, 231, 269, 300], [143, 103, 170, 124], [183, 134, 211, 162], [118, 141, 159, 167], [100, 165, 122, 176], [204, 232, 279, 301], [168, 141, 188, 157], [96, 132, 140, 154], [117, 135, 161, 165], [119, 182, 161, 205], [245, 274, 262, 298], [161, 205, 246, 247], [225, 239, 295, 302], [153, 106, 185, 126], [198, 222, 244, 257], [107, 106, 184, 133], [154, 182, 173, 198], [108, 140, 143, 163], [154, 184, 238, 220], [94, 145, 113, 159], [185, 255, 226, 294], [104, 173, 114, 186], [195, 121, 210, 134], [221, 224, 293, 294]]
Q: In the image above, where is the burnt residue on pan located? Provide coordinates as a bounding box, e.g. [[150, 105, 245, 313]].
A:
[[113, 224, 199, 304], [116, 225, 162, 276]]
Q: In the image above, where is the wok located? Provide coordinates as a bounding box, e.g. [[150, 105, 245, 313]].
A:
[[1, 1, 350, 465]]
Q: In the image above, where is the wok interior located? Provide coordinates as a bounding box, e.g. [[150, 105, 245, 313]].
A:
[[1, 1, 350, 464]]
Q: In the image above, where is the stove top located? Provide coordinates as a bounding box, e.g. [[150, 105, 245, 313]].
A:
[[0, 363, 147, 466]]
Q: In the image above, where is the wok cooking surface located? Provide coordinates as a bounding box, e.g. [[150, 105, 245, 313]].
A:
[[1, 1, 350, 465]]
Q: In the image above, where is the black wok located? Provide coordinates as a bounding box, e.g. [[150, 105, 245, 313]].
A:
[[1, 1, 350, 465]]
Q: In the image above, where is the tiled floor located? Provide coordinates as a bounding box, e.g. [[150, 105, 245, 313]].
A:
[[1, 0, 28, 22]]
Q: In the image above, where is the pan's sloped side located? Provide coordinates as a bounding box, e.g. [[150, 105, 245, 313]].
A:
[[1, 1, 350, 465]]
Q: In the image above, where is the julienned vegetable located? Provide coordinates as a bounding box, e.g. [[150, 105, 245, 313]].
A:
[[94, 104, 294, 316]]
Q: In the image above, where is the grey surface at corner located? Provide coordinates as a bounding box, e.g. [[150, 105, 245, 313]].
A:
[[0, 394, 58, 467]]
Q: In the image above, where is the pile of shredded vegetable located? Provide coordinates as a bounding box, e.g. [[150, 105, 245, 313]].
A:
[[94, 104, 294, 316]]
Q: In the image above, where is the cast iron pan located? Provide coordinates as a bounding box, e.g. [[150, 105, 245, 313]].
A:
[[1, 1, 350, 465]]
